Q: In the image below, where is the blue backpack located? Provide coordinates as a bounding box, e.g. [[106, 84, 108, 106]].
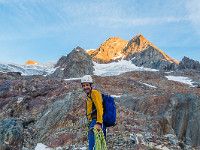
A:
[[102, 94, 116, 127]]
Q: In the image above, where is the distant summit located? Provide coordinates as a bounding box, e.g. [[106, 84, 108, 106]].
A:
[[86, 34, 179, 70], [25, 60, 39, 65]]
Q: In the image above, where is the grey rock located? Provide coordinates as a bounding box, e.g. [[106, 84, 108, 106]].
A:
[[171, 94, 200, 146], [179, 56, 200, 70], [52, 46, 94, 78], [0, 117, 24, 150], [131, 46, 179, 70]]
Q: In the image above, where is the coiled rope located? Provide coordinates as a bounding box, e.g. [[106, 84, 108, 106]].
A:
[[93, 128, 107, 150]]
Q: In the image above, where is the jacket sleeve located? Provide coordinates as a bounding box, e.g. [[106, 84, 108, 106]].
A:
[[91, 90, 103, 125]]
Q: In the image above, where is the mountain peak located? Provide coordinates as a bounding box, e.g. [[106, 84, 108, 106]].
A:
[[25, 60, 39, 65], [89, 37, 128, 63], [85, 34, 179, 67]]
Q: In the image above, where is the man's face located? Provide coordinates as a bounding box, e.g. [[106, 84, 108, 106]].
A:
[[82, 83, 91, 95]]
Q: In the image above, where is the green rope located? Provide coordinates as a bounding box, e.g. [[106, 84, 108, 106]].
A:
[[93, 128, 107, 150]]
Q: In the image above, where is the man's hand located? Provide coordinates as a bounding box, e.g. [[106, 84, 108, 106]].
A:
[[94, 124, 101, 131]]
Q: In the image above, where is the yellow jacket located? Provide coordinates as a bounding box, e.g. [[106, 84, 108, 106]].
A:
[[86, 90, 103, 125]]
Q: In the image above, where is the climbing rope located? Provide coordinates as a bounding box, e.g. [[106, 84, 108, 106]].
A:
[[93, 128, 107, 150]]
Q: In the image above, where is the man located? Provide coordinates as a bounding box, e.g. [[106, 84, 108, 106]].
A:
[[81, 75, 106, 150]]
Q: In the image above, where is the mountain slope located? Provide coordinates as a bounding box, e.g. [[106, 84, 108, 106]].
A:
[[123, 34, 178, 64]]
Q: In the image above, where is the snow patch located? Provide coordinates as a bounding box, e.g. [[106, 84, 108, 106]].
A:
[[113, 52, 123, 60], [93, 60, 158, 76], [111, 95, 122, 98], [35, 143, 51, 150], [139, 81, 157, 88], [64, 78, 81, 81], [85, 49, 95, 52], [165, 75, 194, 86]]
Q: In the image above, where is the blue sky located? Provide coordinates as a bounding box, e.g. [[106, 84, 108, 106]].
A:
[[0, 0, 200, 64]]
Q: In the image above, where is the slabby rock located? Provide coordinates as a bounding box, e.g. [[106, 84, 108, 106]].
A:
[[52, 46, 94, 78], [0, 117, 24, 150], [171, 94, 200, 146]]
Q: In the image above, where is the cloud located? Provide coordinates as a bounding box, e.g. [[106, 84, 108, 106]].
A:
[[0, 0, 193, 42], [186, 0, 200, 34]]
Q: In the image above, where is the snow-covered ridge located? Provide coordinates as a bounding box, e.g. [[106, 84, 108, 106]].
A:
[[0, 61, 57, 76]]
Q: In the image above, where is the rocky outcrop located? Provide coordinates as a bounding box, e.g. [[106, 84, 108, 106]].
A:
[[89, 37, 128, 63], [52, 46, 94, 78], [0, 117, 24, 150], [171, 94, 200, 146], [0, 69, 199, 149], [131, 45, 179, 70], [179, 56, 200, 70]]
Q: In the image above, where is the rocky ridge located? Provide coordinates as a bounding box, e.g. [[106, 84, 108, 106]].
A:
[[179, 56, 200, 70], [87, 34, 179, 70]]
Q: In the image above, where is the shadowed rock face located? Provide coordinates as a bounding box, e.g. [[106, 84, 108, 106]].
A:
[[0, 69, 199, 149], [179, 56, 200, 70], [52, 46, 94, 78], [131, 46, 179, 70]]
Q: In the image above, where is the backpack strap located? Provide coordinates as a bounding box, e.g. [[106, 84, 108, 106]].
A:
[[86, 93, 96, 117]]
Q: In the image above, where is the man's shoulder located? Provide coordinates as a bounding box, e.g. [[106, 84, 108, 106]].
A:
[[91, 90, 101, 96]]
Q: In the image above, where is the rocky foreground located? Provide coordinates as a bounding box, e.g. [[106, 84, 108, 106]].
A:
[[0, 70, 200, 150]]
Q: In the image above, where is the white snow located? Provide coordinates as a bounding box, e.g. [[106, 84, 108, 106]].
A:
[[64, 78, 81, 81], [34, 143, 87, 150], [79, 147, 87, 150], [85, 49, 95, 52], [113, 52, 123, 60], [111, 95, 122, 98], [35, 143, 51, 150], [165, 75, 194, 86], [139, 81, 157, 88], [93, 60, 158, 76], [0, 61, 57, 76]]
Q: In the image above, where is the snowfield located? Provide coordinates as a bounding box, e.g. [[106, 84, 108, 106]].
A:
[[93, 60, 158, 76], [165, 75, 194, 87]]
